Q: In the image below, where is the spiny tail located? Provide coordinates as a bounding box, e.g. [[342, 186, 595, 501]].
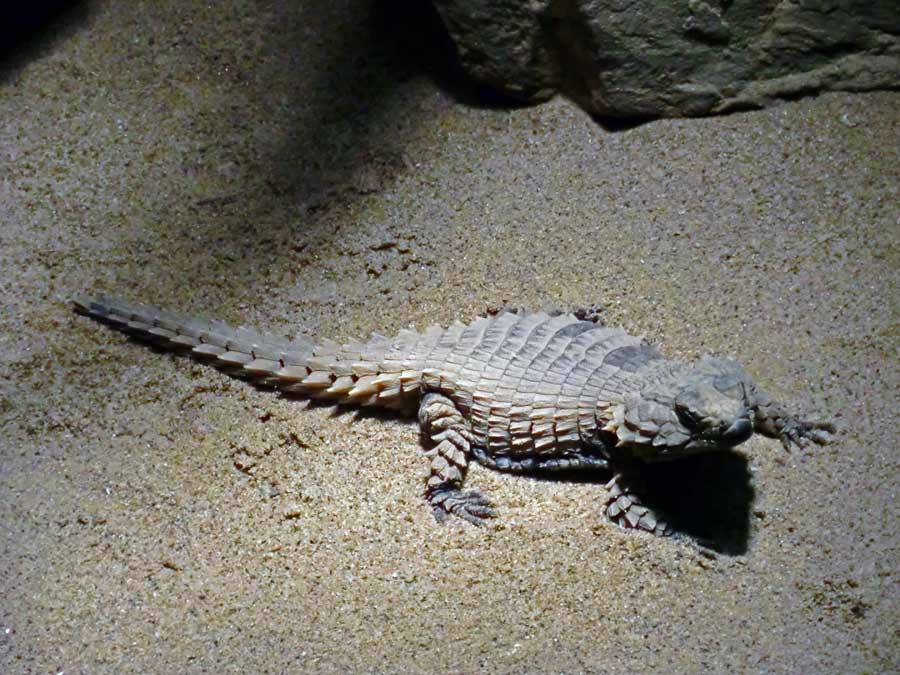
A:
[[73, 296, 427, 410]]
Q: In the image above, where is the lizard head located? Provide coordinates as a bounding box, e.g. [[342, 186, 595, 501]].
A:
[[601, 357, 754, 461]]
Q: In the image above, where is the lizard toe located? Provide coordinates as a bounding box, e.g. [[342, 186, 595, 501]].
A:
[[429, 487, 496, 526]]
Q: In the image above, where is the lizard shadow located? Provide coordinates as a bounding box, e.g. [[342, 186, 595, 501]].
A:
[[333, 389, 755, 555], [533, 452, 755, 555]]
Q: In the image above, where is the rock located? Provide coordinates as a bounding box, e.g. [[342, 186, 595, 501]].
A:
[[431, 0, 900, 118]]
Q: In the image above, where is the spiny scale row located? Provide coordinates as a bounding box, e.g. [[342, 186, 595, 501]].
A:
[[74, 297, 428, 408]]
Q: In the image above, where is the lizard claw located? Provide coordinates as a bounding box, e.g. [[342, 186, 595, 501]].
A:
[[429, 486, 496, 526], [779, 417, 836, 451], [573, 304, 605, 324]]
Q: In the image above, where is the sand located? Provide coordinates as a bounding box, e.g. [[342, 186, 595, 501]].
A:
[[1, 2, 897, 673]]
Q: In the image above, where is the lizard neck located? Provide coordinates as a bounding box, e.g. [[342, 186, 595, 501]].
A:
[[594, 358, 689, 450]]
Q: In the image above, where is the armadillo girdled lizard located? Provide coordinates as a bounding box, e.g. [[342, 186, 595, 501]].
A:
[[73, 296, 835, 534]]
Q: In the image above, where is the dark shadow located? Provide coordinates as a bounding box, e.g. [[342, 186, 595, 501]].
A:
[[640, 452, 754, 554], [531, 451, 754, 554], [83, 0, 494, 288], [593, 115, 657, 132], [372, 0, 521, 110], [261, 0, 521, 215], [0, 2, 92, 82]]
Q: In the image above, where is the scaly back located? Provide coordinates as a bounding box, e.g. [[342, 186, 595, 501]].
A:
[[74, 298, 663, 456]]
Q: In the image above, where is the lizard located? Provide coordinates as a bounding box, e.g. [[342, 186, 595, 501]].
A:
[[73, 296, 835, 534]]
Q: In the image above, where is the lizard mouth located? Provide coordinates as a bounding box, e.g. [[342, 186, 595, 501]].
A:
[[683, 416, 753, 452]]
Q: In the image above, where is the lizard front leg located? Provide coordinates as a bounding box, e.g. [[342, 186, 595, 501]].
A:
[[750, 388, 836, 450], [418, 393, 496, 526], [603, 470, 671, 537]]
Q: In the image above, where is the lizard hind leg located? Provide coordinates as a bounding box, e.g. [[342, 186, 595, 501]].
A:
[[418, 393, 496, 526]]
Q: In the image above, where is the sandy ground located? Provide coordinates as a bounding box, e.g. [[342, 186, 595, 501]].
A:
[[1, 2, 898, 673]]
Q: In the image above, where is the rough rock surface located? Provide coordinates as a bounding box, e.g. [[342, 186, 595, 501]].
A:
[[432, 0, 900, 117]]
